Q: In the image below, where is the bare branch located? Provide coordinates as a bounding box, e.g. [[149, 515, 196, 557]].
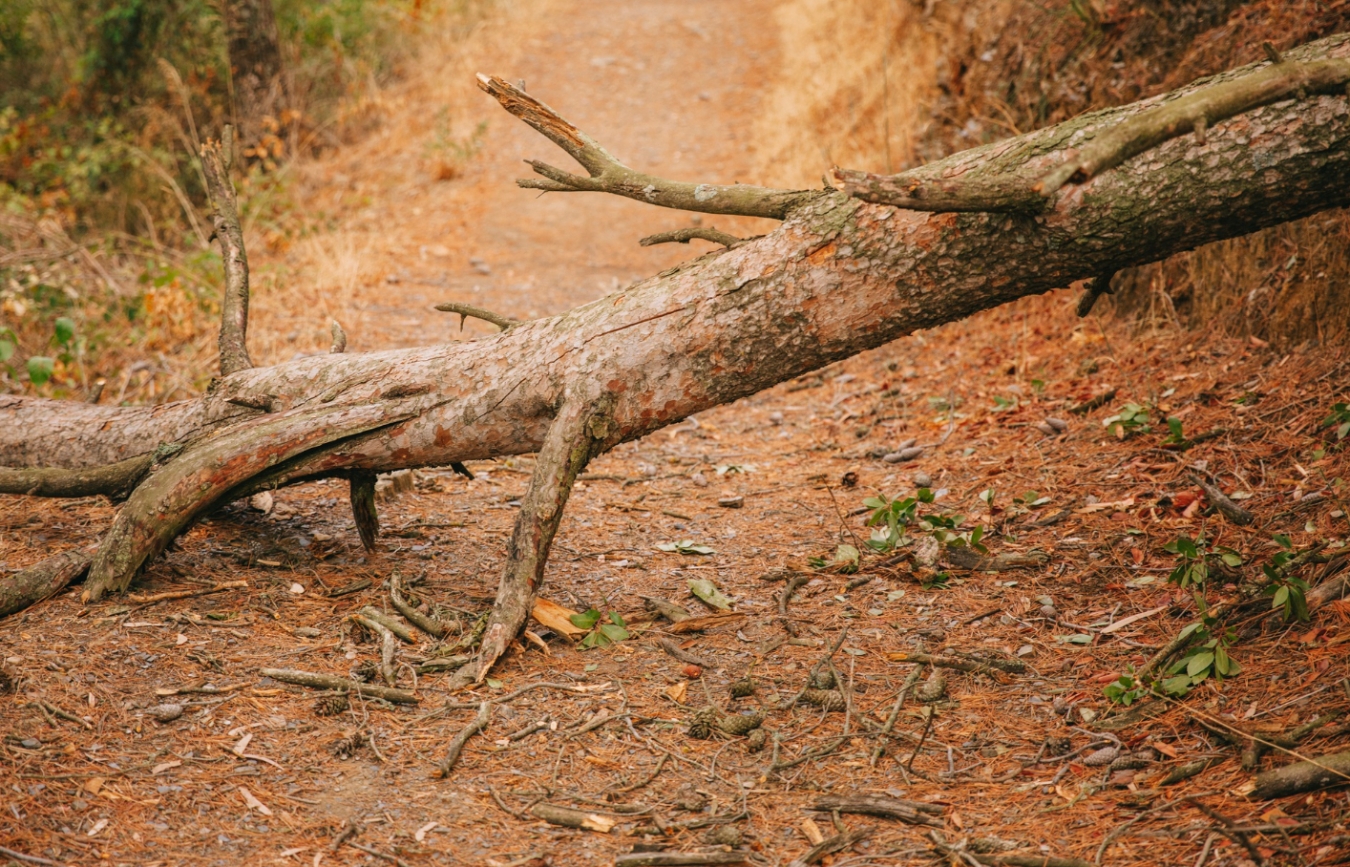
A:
[[1076, 273, 1115, 317], [476, 74, 820, 220], [433, 301, 520, 331], [0, 454, 153, 499], [200, 126, 254, 376], [639, 227, 748, 248], [830, 167, 1046, 214], [1037, 54, 1350, 195]]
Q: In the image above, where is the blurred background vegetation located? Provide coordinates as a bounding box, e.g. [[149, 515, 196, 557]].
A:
[[0, 0, 487, 401]]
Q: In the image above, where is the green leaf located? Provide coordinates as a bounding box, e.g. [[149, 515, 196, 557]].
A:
[[486, 678, 504, 689], [1221, 552, 1243, 568], [862, 497, 887, 510], [608, 612, 627, 628], [1187, 651, 1215, 677], [688, 579, 732, 611], [26, 356, 54, 386], [1177, 621, 1203, 641], [53, 316, 75, 346], [569, 608, 602, 630], [1273, 534, 1293, 549], [1272, 586, 1289, 609], [918, 488, 935, 504], [598, 623, 629, 643], [1162, 675, 1194, 696], [584, 662, 599, 671], [0, 329, 15, 362]]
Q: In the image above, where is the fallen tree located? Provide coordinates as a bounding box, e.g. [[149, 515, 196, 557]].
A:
[[2, 35, 1349, 688]]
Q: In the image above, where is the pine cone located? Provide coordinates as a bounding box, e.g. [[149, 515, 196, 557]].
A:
[[704, 825, 742, 846], [808, 669, 837, 689], [729, 677, 756, 699], [315, 694, 350, 717], [1082, 745, 1121, 767], [331, 731, 365, 759], [687, 706, 720, 740], [718, 712, 765, 736], [916, 670, 947, 703], [800, 688, 846, 712], [1109, 751, 1153, 771], [0, 668, 14, 694], [673, 784, 709, 812], [352, 660, 379, 683], [1045, 736, 1072, 757], [745, 728, 768, 753]]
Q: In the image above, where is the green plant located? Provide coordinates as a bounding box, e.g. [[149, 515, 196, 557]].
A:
[[863, 489, 929, 550], [1163, 533, 1242, 590], [569, 609, 630, 650], [1161, 416, 1186, 446], [808, 543, 860, 574], [1160, 616, 1240, 696], [1103, 670, 1148, 706], [1103, 402, 1151, 438], [991, 394, 1018, 412], [1322, 402, 1350, 442], [1262, 535, 1311, 622]]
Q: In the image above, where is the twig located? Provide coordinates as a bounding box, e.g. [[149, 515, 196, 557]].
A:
[[871, 664, 927, 767], [435, 700, 490, 778], [345, 841, 413, 867], [128, 580, 247, 607], [34, 700, 92, 730], [0, 845, 62, 866], [1069, 388, 1118, 415], [639, 227, 747, 248], [352, 614, 399, 687], [0, 455, 153, 499], [259, 668, 418, 704], [616, 754, 668, 793], [906, 708, 936, 772], [778, 573, 808, 637], [476, 74, 819, 220], [199, 126, 253, 376], [1185, 797, 1264, 864], [433, 301, 520, 331], [788, 828, 871, 867], [771, 736, 849, 772], [389, 574, 451, 639], [1188, 473, 1255, 526], [657, 637, 716, 669]]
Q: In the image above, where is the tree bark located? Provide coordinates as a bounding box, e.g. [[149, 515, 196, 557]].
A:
[[2, 35, 1349, 676]]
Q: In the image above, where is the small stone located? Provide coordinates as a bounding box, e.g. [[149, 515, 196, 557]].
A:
[[691, 472, 709, 487], [718, 496, 744, 509], [20, 738, 40, 749], [1045, 417, 1069, 432], [913, 471, 933, 488], [1040, 605, 1057, 618], [148, 703, 184, 723], [247, 492, 274, 515], [1035, 422, 1057, 436], [294, 627, 322, 638], [768, 412, 784, 425]]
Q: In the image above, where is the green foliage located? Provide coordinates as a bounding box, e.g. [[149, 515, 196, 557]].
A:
[[1103, 402, 1151, 438], [862, 489, 989, 559], [1163, 533, 1241, 590], [808, 544, 860, 574], [1103, 671, 1148, 706], [1262, 534, 1311, 622], [569, 609, 630, 650], [1161, 416, 1186, 446], [1161, 619, 1240, 697], [1323, 402, 1350, 442]]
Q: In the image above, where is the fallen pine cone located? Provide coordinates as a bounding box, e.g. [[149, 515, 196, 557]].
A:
[[704, 825, 742, 846], [729, 676, 756, 699], [1045, 736, 1072, 757], [745, 728, 768, 752], [916, 670, 947, 703], [352, 660, 379, 683], [800, 688, 846, 712], [1109, 751, 1154, 771], [718, 712, 765, 736], [808, 670, 837, 690], [148, 703, 184, 723], [0, 669, 14, 694], [332, 731, 366, 759], [673, 784, 709, 812], [315, 694, 350, 717], [1082, 745, 1121, 767], [687, 706, 720, 740]]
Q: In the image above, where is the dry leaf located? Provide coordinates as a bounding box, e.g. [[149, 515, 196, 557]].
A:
[[151, 761, 181, 775], [800, 817, 826, 845], [523, 629, 551, 656], [414, 821, 439, 843], [664, 682, 688, 704], [531, 597, 586, 640], [232, 733, 253, 755], [87, 818, 108, 837], [84, 777, 105, 795]]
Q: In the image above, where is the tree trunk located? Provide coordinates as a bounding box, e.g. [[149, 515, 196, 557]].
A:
[[2, 34, 1349, 679], [220, 0, 290, 150]]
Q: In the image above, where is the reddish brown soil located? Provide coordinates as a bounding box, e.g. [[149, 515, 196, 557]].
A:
[[2, 2, 1349, 866]]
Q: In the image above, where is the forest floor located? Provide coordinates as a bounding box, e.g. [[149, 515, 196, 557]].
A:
[[3, 1, 1350, 866]]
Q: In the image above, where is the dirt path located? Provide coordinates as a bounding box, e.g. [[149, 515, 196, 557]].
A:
[[3, 3, 1349, 866], [300, 0, 783, 349]]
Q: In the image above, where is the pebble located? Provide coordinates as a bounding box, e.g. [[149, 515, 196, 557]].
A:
[[294, 627, 322, 638], [691, 472, 709, 487], [913, 471, 933, 487], [1046, 417, 1069, 432]]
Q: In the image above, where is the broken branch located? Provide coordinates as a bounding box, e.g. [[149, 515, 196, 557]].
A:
[[259, 668, 418, 704], [436, 700, 490, 778], [639, 227, 746, 248], [200, 126, 253, 376], [433, 301, 520, 331], [476, 74, 819, 220]]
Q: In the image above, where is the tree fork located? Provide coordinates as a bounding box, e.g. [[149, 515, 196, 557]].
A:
[[446, 397, 614, 689]]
